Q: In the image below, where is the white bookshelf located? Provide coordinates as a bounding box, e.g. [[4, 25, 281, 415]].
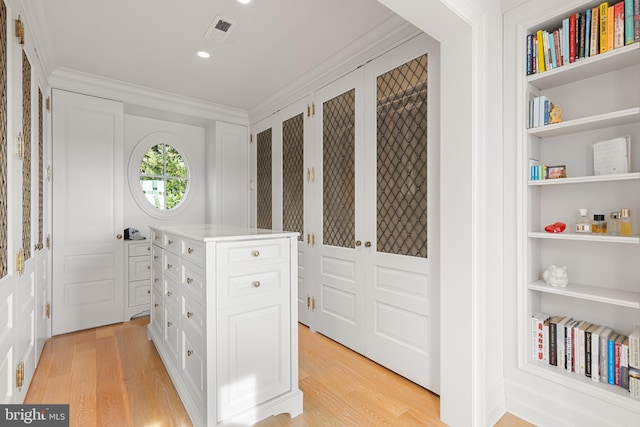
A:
[[519, 0, 640, 413]]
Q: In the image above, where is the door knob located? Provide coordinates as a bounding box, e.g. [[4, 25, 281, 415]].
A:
[[116, 234, 123, 239], [364, 241, 372, 247], [355, 240, 362, 246]]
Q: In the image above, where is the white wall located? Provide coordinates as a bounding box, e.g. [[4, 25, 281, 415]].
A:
[[123, 115, 206, 236]]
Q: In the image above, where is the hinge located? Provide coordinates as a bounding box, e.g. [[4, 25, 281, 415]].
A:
[[312, 102, 315, 116], [46, 234, 51, 249], [46, 165, 51, 181], [45, 303, 51, 319], [46, 97, 51, 111], [307, 295, 310, 309], [250, 134, 253, 143], [15, 248, 24, 276], [15, 16, 24, 45], [311, 297, 316, 312], [307, 105, 310, 118], [16, 361, 24, 389]]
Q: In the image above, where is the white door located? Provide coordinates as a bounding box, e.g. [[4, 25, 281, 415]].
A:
[[52, 89, 124, 335], [362, 35, 440, 391], [313, 68, 367, 353]]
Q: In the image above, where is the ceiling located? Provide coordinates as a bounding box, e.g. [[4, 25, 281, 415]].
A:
[[27, 0, 409, 113]]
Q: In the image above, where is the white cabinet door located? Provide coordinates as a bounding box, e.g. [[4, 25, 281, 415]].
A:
[[51, 89, 124, 335], [217, 298, 291, 422]]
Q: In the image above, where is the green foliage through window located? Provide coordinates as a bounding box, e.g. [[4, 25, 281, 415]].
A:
[[140, 144, 188, 210]]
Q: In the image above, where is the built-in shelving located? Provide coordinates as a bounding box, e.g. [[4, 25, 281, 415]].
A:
[[528, 231, 640, 244], [528, 280, 640, 309], [527, 107, 640, 138], [528, 172, 640, 186]]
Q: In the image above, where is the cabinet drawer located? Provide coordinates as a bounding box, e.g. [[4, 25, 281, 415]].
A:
[[181, 325, 206, 409], [164, 232, 181, 255], [216, 238, 289, 270], [150, 287, 163, 338], [129, 280, 151, 307], [151, 266, 162, 291], [150, 228, 162, 246], [218, 263, 289, 306], [163, 250, 179, 283], [128, 241, 151, 257], [164, 277, 180, 308], [181, 238, 205, 267], [180, 259, 205, 302], [128, 256, 151, 281], [163, 303, 180, 364], [151, 244, 162, 269], [181, 294, 205, 339]]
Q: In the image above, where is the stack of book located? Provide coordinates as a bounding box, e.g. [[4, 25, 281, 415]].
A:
[[528, 95, 555, 128], [526, 1, 640, 75], [531, 313, 640, 397]]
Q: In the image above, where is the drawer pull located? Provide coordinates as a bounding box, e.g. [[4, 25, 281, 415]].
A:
[[147, 290, 151, 294], [252, 250, 260, 257], [167, 263, 173, 269], [167, 321, 172, 327], [186, 277, 193, 284], [187, 311, 193, 318], [188, 247, 194, 254], [147, 246, 151, 251], [154, 303, 159, 308], [154, 278, 159, 283], [167, 239, 174, 245], [252, 281, 261, 288], [187, 349, 193, 357], [147, 265, 151, 270], [153, 255, 159, 260], [167, 291, 173, 297]]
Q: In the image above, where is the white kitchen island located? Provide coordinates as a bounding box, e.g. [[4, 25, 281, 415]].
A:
[[148, 224, 303, 426]]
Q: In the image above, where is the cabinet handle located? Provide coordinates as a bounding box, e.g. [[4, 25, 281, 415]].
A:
[[167, 291, 173, 297], [186, 277, 193, 284], [187, 311, 193, 318], [154, 303, 159, 308], [167, 239, 174, 245], [154, 278, 159, 283], [147, 265, 151, 270], [167, 321, 172, 327], [167, 263, 173, 269], [154, 255, 159, 260], [147, 246, 151, 251], [187, 349, 193, 357], [187, 247, 194, 254], [147, 290, 150, 294], [252, 250, 260, 257], [252, 281, 261, 288]]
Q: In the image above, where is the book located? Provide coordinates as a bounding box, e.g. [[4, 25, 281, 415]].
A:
[[526, 34, 533, 74], [578, 321, 593, 374], [631, 366, 640, 397], [531, 312, 549, 361], [585, 8, 592, 57], [630, 325, 640, 368], [608, 332, 619, 385], [569, 13, 577, 62], [636, 0, 640, 42], [590, 7, 600, 55], [549, 316, 563, 366], [625, 0, 635, 44], [549, 32, 557, 68], [558, 317, 572, 369], [536, 29, 546, 72], [585, 323, 599, 377], [599, 327, 613, 383], [562, 18, 570, 64], [615, 334, 624, 385], [600, 2, 609, 53], [591, 325, 606, 381], [621, 336, 630, 390], [607, 5, 615, 51], [578, 12, 586, 59], [614, 1, 625, 48], [553, 30, 562, 67], [543, 317, 550, 363]]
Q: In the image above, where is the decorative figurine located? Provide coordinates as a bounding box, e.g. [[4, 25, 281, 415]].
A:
[[542, 264, 568, 287], [548, 103, 562, 124], [544, 221, 566, 233]]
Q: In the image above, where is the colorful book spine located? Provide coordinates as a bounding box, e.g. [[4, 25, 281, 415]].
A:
[[562, 18, 570, 64], [526, 34, 533, 75], [585, 8, 592, 57], [536, 29, 546, 72], [600, 2, 609, 53], [590, 7, 600, 55], [549, 32, 557, 68], [625, 0, 635, 44], [621, 336, 630, 390], [636, 0, 640, 42], [607, 5, 615, 51], [578, 12, 586, 59], [608, 333, 618, 385], [569, 13, 577, 62], [614, 2, 624, 48]]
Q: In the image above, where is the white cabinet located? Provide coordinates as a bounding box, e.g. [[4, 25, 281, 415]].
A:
[[508, 0, 640, 422], [148, 224, 302, 426], [125, 241, 151, 319]]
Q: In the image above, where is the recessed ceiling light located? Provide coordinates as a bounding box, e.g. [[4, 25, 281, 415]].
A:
[[237, 0, 251, 4], [196, 50, 210, 59]]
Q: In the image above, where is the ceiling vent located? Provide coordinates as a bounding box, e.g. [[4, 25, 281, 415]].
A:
[[205, 16, 236, 43]]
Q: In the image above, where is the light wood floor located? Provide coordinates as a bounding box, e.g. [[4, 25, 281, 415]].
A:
[[25, 317, 533, 426]]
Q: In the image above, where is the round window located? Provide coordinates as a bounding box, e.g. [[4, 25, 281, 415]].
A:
[[139, 143, 188, 210]]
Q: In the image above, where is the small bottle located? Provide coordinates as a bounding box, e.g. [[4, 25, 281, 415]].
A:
[[620, 208, 632, 236], [608, 212, 620, 235], [575, 209, 591, 233], [592, 214, 607, 234]]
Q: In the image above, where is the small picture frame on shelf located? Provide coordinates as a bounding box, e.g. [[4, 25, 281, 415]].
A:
[[546, 165, 566, 179]]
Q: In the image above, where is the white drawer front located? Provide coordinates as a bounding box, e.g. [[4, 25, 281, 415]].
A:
[[164, 277, 180, 308], [181, 238, 205, 268], [128, 241, 151, 257], [163, 250, 179, 283], [217, 238, 289, 270], [163, 232, 180, 254], [150, 229, 162, 246], [181, 325, 206, 409], [181, 259, 205, 302], [164, 303, 180, 363], [181, 294, 205, 339], [129, 280, 151, 307], [128, 256, 151, 281], [218, 264, 289, 306]]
